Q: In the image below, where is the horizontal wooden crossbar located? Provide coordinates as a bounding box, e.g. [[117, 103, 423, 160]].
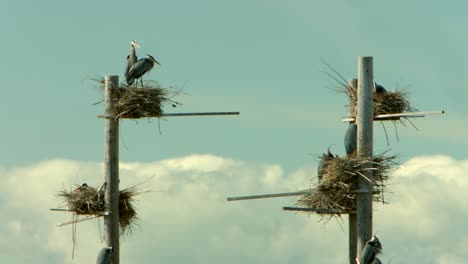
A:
[[283, 206, 356, 214], [342, 110, 445, 122], [98, 111, 240, 119], [226, 189, 379, 201]]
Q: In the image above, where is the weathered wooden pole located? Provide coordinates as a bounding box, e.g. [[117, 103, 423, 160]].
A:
[[104, 75, 120, 264], [348, 79, 358, 264], [356, 57, 374, 258]]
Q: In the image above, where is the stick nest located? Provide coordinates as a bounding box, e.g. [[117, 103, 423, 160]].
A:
[[343, 85, 417, 119], [93, 77, 181, 119], [296, 152, 397, 221], [58, 184, 142, 235]]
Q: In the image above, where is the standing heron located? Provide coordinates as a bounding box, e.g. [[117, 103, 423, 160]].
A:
[[358, 236, 383, 264], [126, 54, 160, 86], [374, 82, 387, 93], [125, 40, 140, 79], [344, 123, 357, 156], [96, 247, 113, 264], [317, 146, 334, 182]]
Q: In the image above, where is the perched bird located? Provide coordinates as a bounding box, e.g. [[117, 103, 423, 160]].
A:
[[74, 183, 89, 192], [359, 236, 383, 264], [96, 247, 113, 264], [374, 82, 387, 94], [125, 40, 140, 78], [344, 123, 357, 156], [126, 54, 160, 86], [317, 146, 334, 182]]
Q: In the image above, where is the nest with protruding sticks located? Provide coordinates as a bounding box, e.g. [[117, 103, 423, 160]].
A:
[[58, 184, 142, 235], [296, 152, 397, 221], [343, 85, 417, 119], [92, 77, 181, 119]]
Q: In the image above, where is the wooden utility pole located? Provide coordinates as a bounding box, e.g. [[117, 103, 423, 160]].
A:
[[356, 57, 374, 257], [348, 79, 358, 264], [104, 75, 120, 264]]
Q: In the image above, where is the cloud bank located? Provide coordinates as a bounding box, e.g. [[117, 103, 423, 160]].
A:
[[0, 154, 467, 263]]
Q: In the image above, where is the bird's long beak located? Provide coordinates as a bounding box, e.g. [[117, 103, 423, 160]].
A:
[[132, 40, 140, 48]]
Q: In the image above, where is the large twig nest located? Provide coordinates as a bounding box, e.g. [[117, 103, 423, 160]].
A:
[[343, 85, 417, 119], [92, 77, 181, 119], [58, 183, 142, 235], [296, 152, 397, 221]]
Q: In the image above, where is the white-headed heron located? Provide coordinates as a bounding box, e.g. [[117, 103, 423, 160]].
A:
[[125, 40, 140, 78]]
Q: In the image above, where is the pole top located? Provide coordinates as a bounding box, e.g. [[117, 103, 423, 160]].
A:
[[105, 75, 119, 82]]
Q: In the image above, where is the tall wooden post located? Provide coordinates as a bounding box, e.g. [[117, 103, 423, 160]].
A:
[[104, 75, 120, 264], [356, 57, 374, 258], [348, 78, 358, 264]]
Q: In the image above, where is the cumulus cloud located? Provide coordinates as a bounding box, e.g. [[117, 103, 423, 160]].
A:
[[0, 155, 467, 263]]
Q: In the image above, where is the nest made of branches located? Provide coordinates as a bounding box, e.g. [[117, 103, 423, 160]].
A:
[[58, 184, 142, 235], [92, 77, 181, 119], [296, 152, 397, 221], [343, 85, 417, 119]]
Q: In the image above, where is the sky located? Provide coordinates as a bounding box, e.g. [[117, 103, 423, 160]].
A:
[[1, 0, 467, 263]]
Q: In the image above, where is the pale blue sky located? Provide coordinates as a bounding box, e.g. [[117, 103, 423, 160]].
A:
[[1, 1, 468, 263], [1, 0, 466, 169]]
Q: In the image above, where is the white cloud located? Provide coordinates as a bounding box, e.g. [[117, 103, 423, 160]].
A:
[[0, 155, 467, 263]]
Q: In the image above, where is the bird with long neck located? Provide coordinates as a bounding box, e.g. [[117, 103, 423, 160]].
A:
[[126, 54, 160, 86], [125, 40, 140, 78]]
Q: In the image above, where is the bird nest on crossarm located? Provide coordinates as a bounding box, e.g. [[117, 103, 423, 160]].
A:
[[57, 183, 142, 235], [343, 85, 417, 119], [93, 77, 181, 119], [296, 152, 397, 222]]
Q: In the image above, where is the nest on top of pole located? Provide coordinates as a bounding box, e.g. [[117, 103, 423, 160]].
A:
[[57, 183, 143, 235], [94, 77, 181, 119], [342, 84, 417, 120], [296, 151, 397, 222]]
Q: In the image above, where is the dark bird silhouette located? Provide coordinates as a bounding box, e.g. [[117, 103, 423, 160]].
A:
[[359, 236, 383, 264], [125, 40, 140, 78], [74, 183, 89, 192], [126, 54, 160, 86], [96, 247, 113, 264], [317, 146, 334, 182], [344, 123, 357, 156], [374, 82, 387, 93]]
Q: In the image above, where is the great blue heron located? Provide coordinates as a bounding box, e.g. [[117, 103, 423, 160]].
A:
[[359, 236, 383, 264], [125, 40, 140, 78], [344, 123, 357, 156], [317, 146, 334, 182], [96, 247, 113, 264], [126, 54, 160, 86], [374, 82, 387, 93], [74, 183, 89, 192]]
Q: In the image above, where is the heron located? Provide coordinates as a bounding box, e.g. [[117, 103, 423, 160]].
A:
[[74, 183, 89, 192], [126, 54, 160, 86], [359, 236, 383, 264], [374, 82, 387, 93], [125, 40, 140, 78], [344, 123, 357, 156], [96, 247, 113, 264], [317, 146, 334, 182]]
